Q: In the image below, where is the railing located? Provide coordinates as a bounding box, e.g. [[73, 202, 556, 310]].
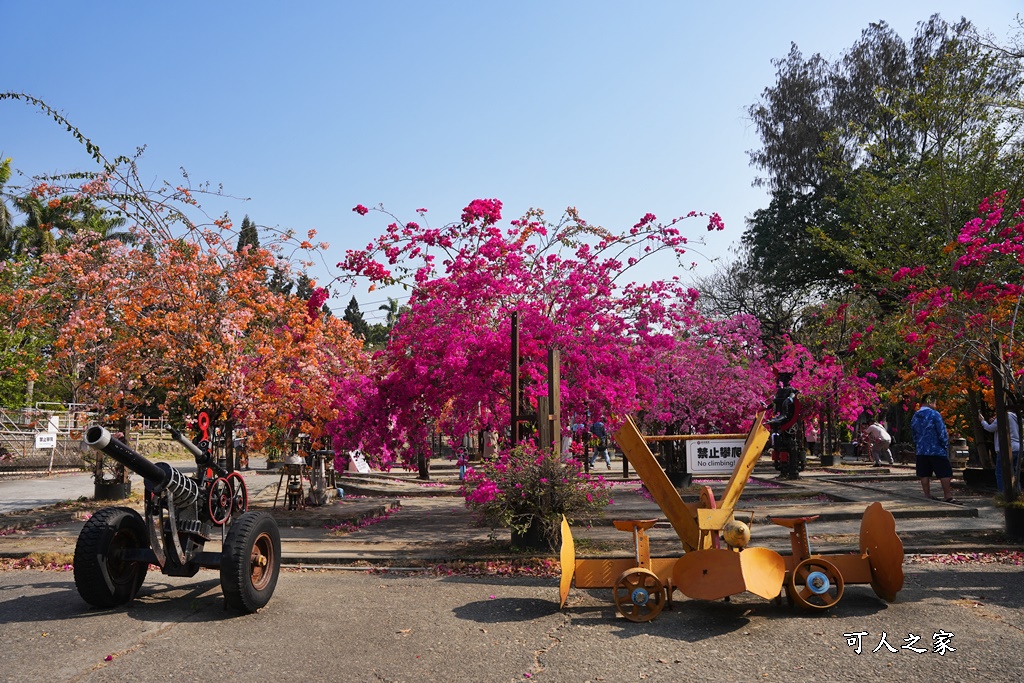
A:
[[0, 433, 88, 473]]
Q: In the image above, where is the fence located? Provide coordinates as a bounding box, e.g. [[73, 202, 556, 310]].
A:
[[0, 406, 95, 473], [0, 432, 88, 473]]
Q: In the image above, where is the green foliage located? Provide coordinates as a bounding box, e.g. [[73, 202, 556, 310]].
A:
[[237, 215, 260, 252], [744, 16, 1024, 302], [342, 296, 370, 339]]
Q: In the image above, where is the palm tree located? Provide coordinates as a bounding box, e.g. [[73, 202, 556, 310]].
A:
[[10, 192, 131, 257], [11, 193, 59, 256], [0, 159, 17, 260], [76, 200, 132, 244], [379, 297, 401, 330]]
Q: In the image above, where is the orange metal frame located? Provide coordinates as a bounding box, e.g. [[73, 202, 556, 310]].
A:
[[559, 413, 904, 618]]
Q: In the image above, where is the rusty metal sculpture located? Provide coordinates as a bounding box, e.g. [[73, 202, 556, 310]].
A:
[[559, 414, 904, 620], [74, 418, 281, 613]]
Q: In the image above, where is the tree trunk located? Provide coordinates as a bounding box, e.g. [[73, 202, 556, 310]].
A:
[[966, 387, 993, 468]]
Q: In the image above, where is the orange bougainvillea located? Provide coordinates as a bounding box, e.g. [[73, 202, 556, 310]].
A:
[[0, 95, 369, 449], [2, 182, 367, 453], [20, 228, 367, 449]]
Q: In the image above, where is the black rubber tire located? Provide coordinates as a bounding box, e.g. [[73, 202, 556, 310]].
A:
[[220, 510, 281, 613], [73, 506, 149, 608]]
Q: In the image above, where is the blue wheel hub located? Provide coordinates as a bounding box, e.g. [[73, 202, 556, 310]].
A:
[[806, 570, 831, 595], [631, 587, 650, 606]]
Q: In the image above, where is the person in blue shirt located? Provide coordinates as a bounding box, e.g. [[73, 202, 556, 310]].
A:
[[910, 395, 960, 504], [590, 419, 611, 469]]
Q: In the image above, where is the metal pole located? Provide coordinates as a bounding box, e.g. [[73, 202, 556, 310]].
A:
[[549, 348, 561, 458], [511, 312, 520, 446]]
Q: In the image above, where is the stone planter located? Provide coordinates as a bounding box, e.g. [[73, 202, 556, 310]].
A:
[[94, 481, 132, 501], [819, 454, 835, 467], [667, 470, 691, 487], [511, 517, 552, 551], [1004, 506, 1024, 540], [963, 467, 996, 490]]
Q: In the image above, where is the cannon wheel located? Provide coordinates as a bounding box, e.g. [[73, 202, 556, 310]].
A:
[[207, 477, 233, 526], [73, 506, 149, 608], [226, 471, 248, 516], [788, 557, 844, 610], [612, 568, 666, 622], [221, 511, 281, 613]]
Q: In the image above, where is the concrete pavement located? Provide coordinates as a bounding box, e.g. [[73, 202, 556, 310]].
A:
[[1, 561, 1023, 682]]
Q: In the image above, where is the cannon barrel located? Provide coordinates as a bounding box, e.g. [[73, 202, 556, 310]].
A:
[[165, 425, 204, 459], [84, 426, 199, 507]]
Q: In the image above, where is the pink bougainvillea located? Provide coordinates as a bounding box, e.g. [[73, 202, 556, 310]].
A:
[[329, 199, 772, 469]]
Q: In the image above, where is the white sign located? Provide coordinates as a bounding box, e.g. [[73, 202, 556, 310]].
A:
[[347, 450, 371, 474], [35, 432, 57, 449], [685, 438, 746, 474]]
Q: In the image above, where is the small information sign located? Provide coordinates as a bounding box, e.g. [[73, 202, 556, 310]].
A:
[[348, 450, 371, 474], [35, 432, 57, 449], [685, 438, 746, 474]]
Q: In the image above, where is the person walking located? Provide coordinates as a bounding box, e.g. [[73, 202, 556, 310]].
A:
[[865, 419, 894, 466], [911, 395, 960, 504], [804, 421, 820, 458], [979, 409, 1021, 494], [589, 419, 611, 469]]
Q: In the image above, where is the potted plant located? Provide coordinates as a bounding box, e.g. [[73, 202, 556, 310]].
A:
[[463, 443, 611, 551], [84, 431, 132, 501]]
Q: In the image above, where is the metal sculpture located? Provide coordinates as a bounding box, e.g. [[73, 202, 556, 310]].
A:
[[559, 414, 904, 621], [767, 372, 803, 479], [74, 419, 281, 613]]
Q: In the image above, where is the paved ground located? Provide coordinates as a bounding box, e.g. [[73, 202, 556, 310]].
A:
[[0, 561, 1022, 682]]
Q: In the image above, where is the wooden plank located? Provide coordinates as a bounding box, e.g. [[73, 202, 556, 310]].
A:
[[573, 557, 678, 589], [697, 507, 736, 531], [613, 415, 701, 551], [643, 433, 746, 442], [559, 515, 575, 608], [718, 413, 771, 512]]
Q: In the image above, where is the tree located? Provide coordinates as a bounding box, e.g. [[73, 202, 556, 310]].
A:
[[895, 191, 1024, 442], [379, 297, 401, 328], [744, 16, 1024, 299], [329, 199, 764, 469], [694, 244, 816, 355], [237, 214, 260, 253], [342, 296, 370, 339], [0, 92, 364, 451], [0, 158, 16, 260]]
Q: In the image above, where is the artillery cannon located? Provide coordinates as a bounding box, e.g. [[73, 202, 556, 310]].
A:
[[74, 422, 281, 613]]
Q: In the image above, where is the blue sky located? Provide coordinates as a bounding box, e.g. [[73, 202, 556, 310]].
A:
[[2, 1, 1020, 322]]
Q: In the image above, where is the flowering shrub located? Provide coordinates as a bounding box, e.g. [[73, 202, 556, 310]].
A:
[[462, 444, 611, 548]]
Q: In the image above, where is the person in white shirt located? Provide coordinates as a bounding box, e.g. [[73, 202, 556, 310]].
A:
[[865, 420, 894, 466], [980, 410, 1021, 493]]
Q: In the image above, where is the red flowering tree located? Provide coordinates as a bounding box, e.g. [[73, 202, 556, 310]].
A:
[[894, 191, 1024, 491], [329, 199, 769, 469], [773, 336, 878, 452], [644, 313, 775, 434]]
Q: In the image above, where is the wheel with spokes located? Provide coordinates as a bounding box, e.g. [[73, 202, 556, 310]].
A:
[[612, 568, 666, 622], [788, 557, 844, 610], [226, 471, 248, 515], [207, 477, 232, 525]]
